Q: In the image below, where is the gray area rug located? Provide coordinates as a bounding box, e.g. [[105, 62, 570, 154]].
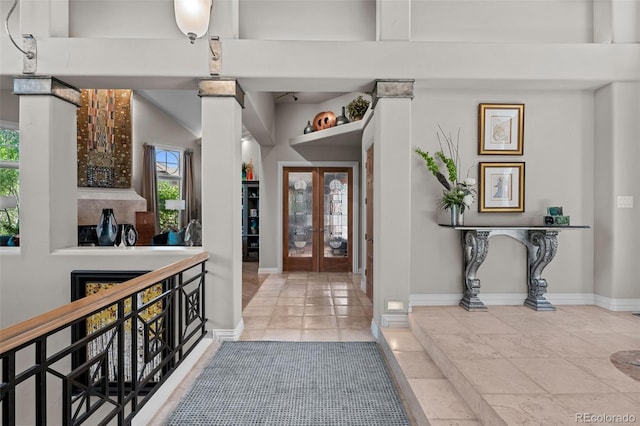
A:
[[166, 341, 410, 425]]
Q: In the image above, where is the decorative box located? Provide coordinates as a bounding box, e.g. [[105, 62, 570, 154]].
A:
[[544, 216, 570, 226]]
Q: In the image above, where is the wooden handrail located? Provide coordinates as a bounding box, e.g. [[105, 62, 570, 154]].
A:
[[0, 252, 209, 354]]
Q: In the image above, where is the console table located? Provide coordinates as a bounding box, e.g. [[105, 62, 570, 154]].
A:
[[440, 225, 590, 311]]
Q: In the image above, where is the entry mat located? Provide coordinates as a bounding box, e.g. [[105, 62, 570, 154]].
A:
[[165, 341, 410, 425]]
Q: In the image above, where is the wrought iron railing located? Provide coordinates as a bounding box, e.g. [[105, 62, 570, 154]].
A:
[[0, 252, 209, 425]]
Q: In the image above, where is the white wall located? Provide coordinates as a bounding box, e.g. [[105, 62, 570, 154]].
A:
[[69, 0, 182, 38], [411, 0, 594, 43], [260, 94, 364, 270], [66, 0, 603, 44], [594, 83, 640, 301], [131, 93, 202, 219], [239, 0, 376, 41], [410, 88, 595, 296]]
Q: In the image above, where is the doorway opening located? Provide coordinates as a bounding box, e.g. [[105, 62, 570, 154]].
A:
[[283, 166, 354, 273]]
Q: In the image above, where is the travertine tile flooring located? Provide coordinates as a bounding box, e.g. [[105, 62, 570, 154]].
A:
[[402, 305, 640, 425], [239, 272, 375, 342]]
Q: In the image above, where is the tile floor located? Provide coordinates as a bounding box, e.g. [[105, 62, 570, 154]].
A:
[[402, 305, 640, 425], [239, 272, 375, 342]]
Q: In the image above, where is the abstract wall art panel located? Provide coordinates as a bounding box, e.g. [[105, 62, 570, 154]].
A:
[[77, 89, 132, 188]]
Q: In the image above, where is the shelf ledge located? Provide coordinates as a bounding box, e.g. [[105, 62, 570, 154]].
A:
[[289, 110, 371, 148]]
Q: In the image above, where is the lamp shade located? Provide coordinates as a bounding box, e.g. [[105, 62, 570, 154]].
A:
[[0, 195, 17, 209], [174, 0, 212, 43], [165, 199, 186, 210]]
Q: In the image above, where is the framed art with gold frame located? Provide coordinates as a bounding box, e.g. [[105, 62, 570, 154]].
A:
[[479, 162, 525, 212], [478, 103, 524, 155]]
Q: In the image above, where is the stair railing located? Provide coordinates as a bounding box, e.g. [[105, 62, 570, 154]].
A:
[[0, 252, 209, 425]]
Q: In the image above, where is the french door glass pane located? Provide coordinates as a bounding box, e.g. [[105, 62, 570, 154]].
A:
[[288, 172, 313, 258], [323, 172, 348, 258]]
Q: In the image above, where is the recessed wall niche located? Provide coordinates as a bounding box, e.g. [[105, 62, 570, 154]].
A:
[[77, 89, 132, 188]]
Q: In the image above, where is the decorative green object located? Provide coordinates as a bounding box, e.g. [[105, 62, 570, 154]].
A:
[[346, 95, 370, 121], [415, 126, 476, 213]]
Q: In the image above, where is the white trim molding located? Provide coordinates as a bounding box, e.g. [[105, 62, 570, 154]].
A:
[[370, 318, 379, 339], [258, 267, 279, 274], [211, 318, 244, 341], [594, 295, 640, 311], [546, 293, 595, 305], [410, 293, 640, 311]]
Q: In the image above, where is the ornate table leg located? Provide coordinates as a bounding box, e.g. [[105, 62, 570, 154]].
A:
[[460, 230, 490, 311], [525, 230, 558, 311]]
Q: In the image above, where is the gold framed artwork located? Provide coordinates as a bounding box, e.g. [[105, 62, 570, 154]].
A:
[[479, 162, 525, 212], [478, 103, 524, 155]]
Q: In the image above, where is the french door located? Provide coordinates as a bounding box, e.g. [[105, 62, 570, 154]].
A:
[[283, 167, 353, 272]]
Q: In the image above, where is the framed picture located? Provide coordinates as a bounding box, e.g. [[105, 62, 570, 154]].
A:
[[479, 162, 525, 212], [478, 103, 524, 155]]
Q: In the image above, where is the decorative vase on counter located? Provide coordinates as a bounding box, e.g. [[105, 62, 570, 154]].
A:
[[335, 106, 350, 126], [450, 205, 464, 226], [303, 121, 314, 134], [96, 208, 118, 246]]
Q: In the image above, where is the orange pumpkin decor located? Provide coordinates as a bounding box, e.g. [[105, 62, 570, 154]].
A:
[[312, 111, 336, 131]]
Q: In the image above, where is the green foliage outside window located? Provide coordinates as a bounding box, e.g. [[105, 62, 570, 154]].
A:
[[0, 129, 20, 235], [158, 180, 180, 231]]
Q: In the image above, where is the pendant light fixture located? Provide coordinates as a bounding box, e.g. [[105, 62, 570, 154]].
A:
[[174, 0, 213, 44]]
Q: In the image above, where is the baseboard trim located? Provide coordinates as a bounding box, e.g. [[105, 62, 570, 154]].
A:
[[257, 267, 279, 274], [546, 293, 595, 305], [211, 318, 244, 341], [594, 295, 640, 311], [410, 293, 639, 311], [370, 318, 379, 339]]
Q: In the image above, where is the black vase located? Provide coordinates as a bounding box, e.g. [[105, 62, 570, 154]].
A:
[[96, 208, 118, 246]]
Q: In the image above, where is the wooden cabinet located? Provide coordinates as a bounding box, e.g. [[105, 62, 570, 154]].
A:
[[242, 181, 259, 261], [135, 211, 156, 246]]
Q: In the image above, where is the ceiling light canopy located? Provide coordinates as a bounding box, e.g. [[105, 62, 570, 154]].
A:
[[174, 0, 212, 44]]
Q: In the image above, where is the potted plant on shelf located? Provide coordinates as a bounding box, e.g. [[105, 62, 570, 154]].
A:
[[346, 95, 370, 121], [415, 126, 476, 226]]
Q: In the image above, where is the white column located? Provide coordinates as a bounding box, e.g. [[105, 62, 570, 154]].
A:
[[14, 77, 80, 254], [371, 80, 414, 328], [199, 79, 244, 337], [594, 82, 640, 305]]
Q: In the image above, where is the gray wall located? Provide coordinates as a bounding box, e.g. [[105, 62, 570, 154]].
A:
[[410, 89, 595, 297]]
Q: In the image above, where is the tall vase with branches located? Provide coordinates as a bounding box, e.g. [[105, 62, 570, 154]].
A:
[[415, 126, 476, 224]]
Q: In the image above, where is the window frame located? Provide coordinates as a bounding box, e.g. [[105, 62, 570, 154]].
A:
[[155, 146, 184, 231], [0, 121, 20, 237]]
